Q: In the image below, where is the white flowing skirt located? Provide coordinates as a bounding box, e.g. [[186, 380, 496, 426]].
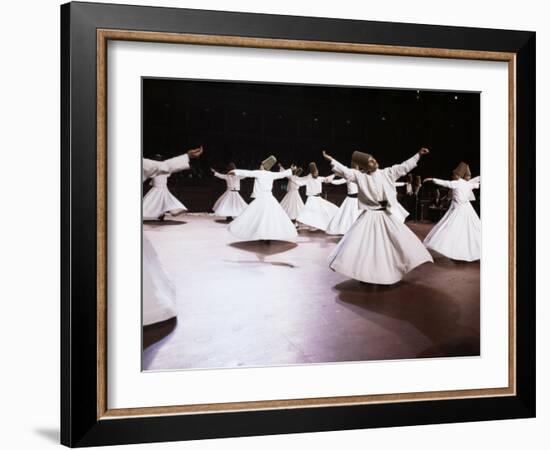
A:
[[280, 190, 305, 220], [143, 234, 177, 326], [229, 193, 298, 241], [328, 210, 433, 285], [297, 196, 339, 231], [326, 196, 361, 235], [143, 186, 186, 220], [424, 202, 481, 261], [213, 190, 247, 217]]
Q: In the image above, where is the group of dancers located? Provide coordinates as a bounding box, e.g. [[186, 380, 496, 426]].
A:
[[142, 145, 481, 324]]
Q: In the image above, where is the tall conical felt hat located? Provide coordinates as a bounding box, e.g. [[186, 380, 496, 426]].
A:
[[351, 151, 373, 170], [309, 162, 319, 178], [262, 155, 277, 171], [453, 162, 471, 179]]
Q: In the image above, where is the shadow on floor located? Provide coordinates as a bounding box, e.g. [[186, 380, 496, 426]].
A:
[[34, 428, 59, 444], [143, 220, 187, 226], [222, 259, 296, 268], [143, 317, 178, 350], [229, 240, 298, 256], [333, 279, 480, 358]]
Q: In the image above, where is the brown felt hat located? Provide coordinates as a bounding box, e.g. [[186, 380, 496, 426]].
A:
[[293, 166, 303, 176], [227, 162, 236, 172], [309, 162, 319, 178], [453, 162, 471, 179], [351, 151, 373, 170], [261, 155, 277, 171]]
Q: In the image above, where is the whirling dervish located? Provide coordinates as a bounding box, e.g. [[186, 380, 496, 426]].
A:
[[143, 155, 187, 220], [325, 175, 361, 235], [227, 155, 298, 242], [278, 163, 306, 221], [142, 146, 203, 326], [211, 162, 248, 220], [295, 162, 339, 231], [323, 148, 433, 285], [422, 162, 481, 262]]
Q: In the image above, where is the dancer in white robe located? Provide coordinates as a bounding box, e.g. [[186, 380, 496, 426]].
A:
[[323, 148, 433, 285], [278, 164, 306, 221], [295, 162, 339, 231], [326, 176, 361, 235], [211, 163, 247, 219], [228, 157, 298, 241], [423, 162, 481, 261], [142, 146, 203, 325], [143, 172, 187, 220]]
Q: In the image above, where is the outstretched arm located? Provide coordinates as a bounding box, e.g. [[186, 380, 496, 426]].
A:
[[387, 147, 429, 181], [469, 176, 480, 189], [229, 169, 258, 179], [424, 177, 453, 189], [211, 168, 227, 180], [143, 154, 189, 180], [143, 146, 203, 180], [271, 168, 293, 180], [323, 150, 358, 183], [328, 175, 347, 185]]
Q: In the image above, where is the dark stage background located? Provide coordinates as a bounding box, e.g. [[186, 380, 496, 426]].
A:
[[142, 78, 480, 215]]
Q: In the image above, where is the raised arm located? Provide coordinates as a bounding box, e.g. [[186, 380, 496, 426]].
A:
[[322, 151, 358, 183], [387, 148, 429, 181], [211, 168, 227, 180], [143, 154, 190, 180]]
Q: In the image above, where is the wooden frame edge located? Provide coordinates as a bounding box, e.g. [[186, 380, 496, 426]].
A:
[[95, 28, 517, 420]]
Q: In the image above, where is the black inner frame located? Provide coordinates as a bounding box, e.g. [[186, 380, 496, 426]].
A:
[[61, 2, 535, 447]]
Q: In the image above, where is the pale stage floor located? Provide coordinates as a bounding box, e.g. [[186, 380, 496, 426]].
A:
[[143, 214, 480, 371]]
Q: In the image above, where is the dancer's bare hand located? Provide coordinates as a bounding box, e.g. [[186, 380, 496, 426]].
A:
[[322, 150, 333, 161], [419, 147, 430, 156], [423, 178, 434, 183], [210, 167, 215, 174], [188, 146, 203, 159]]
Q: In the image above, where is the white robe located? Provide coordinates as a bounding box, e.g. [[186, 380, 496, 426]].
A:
[[327, 155, 433, 285], [295, 174, 339, 230], [326, 178, 361, 235], [280, 173, 306, 220], [228, 169, 298, 241], [142, 154, 190, 325], [423, 177, 481, 261], [143, 173, 187, 220], [212, 171, 248, 218]]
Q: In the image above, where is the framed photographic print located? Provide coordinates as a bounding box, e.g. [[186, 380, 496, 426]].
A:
[[61, 1, 536, 447]]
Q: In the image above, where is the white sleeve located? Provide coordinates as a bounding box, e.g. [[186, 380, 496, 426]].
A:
[[271, 169, 293, 180], [432, 178, 453, 189], [232, 169, 257, 179], [143, 154, 190, 180], [213, 171, 227, 180], [329, 176, 347, 185], [469, 176, 480, 189], [387, 153, 420, 181], [330, 159, 358, 183]]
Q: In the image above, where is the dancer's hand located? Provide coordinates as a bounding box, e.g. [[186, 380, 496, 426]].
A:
[[210, 167, 215, 174], [418, 147, 430, 156], [423, 178, 434, 183], [322, 150, 333, 161], [188, 146, 203, 159]]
